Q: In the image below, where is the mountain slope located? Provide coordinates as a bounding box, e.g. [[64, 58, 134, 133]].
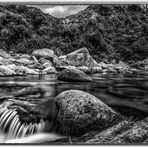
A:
[[0, 4, 148, 64]]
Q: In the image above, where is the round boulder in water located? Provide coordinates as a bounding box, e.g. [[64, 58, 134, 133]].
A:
[[55, 90, 122, 136], [58, 68, 92, 82]]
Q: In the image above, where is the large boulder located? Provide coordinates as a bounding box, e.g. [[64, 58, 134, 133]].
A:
[[55, 47, 98, 68], [0, 65, 16, 76], [0, 49, 11, 58], [32, 48, 55, 62], [55, 90, 122, 136], [58, 68, 92, 82]]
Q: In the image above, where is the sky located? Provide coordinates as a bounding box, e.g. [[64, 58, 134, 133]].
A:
[[31, 5, 88, 18]]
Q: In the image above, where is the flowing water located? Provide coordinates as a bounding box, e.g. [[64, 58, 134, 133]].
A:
[[1, 71, 148, 142]]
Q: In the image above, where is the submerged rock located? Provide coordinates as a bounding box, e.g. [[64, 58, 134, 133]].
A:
[[58, 68, 92, 82], [55, 90, 122, 136]]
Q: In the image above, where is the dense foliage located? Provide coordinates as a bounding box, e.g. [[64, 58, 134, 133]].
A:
[[0, 4, 148, 64]]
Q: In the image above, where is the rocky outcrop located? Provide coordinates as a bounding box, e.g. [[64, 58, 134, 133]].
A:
[[58, 68, 92, 82], [0, 47, 135, 77], [55, 90, 122, 136], [55, 48, 133, 74], [0, 51, 58, 76], [55, 47, 98, 68]]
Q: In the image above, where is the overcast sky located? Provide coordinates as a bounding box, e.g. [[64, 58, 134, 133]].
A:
[[31, 5, 88, 18]]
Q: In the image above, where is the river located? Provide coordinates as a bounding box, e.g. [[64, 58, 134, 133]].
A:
[[0, 71, 148, 142], [0, 71, 148, 117]]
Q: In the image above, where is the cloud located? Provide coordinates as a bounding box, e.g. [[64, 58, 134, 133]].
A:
[[31, 5, 88, 18]]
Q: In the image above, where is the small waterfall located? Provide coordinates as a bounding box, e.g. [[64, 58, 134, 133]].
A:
[[0, 105, 46, 142]]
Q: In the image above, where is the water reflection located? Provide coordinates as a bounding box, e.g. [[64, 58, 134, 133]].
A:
[[0, 72, 148, 115]]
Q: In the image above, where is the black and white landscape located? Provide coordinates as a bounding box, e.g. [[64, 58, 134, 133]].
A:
[[0, 4, 148, 144]]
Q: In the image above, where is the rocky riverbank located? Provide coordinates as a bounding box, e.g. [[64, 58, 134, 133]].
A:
[[0, 47, 138, 79]]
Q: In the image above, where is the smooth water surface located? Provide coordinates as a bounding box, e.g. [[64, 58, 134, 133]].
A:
[[1, 71, 148, 116]]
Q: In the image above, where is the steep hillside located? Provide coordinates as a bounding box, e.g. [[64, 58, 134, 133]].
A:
[[0, 4, 148, 65], [0, 5, 59, 53], [60, 4, 148, 64]]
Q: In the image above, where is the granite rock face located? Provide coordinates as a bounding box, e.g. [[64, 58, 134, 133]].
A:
[[55, 90, 122, 136], [55, 47, 98, 68]]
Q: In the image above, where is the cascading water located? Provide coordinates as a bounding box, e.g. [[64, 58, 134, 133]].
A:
[[0, 105, 46, 143]]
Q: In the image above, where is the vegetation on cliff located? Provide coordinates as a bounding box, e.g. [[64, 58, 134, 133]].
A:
[[0, 4, 148, 65]]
